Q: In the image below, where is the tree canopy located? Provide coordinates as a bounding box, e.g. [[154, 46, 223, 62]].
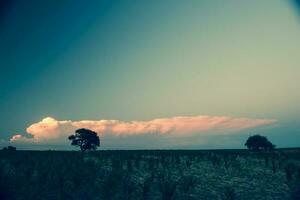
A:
[[68, 128, 100, 151], [245, 134, 275, 151], [2, 146, 16, 151]]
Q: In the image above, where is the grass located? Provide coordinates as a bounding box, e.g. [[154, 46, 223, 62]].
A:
[[1, 148, 300, 200]]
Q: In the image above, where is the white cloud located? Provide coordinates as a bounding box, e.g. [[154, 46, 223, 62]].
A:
[[9, 115, 276, 147], [10, 134, 35, 143]]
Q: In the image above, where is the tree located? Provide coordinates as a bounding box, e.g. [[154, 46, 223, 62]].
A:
[[245, 134, 275, 151], [2, 146, 16, 151], [68, 128, 100, 151]]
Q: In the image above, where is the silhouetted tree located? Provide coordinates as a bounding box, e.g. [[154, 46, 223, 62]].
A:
[[245, 134, 275, 151], [68, 128, 100, 151], [2, 146, 16, 151], [265, 141, 275, 150]]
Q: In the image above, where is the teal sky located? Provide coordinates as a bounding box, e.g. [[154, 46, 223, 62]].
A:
[[1, 0, 300, 149]]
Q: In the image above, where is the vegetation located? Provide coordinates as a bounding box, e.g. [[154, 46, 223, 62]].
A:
[[1, 149, 300, 200], [68, 128, 100, 151], [2, 146, 16, 151], [245, 135, 275, 151]]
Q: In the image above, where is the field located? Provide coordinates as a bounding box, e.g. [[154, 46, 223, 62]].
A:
[[1, 149, 300, 200]]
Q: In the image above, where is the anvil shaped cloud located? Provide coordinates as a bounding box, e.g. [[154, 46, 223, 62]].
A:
[[10, 115, 276, 144]]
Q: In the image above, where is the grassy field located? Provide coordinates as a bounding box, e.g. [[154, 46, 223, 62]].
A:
[[1, 149, 300, 200]]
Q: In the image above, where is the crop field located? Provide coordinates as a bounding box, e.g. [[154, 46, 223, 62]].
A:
[[1, 149, 300, 200]]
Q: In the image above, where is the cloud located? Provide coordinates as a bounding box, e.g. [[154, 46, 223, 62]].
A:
[[10, 115, 276, 147], [10, 134, 32, 142]]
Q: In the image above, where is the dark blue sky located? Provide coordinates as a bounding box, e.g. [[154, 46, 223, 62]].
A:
[[1, 0, 114, 134]]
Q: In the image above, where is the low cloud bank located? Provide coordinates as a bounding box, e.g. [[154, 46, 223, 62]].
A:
[[10, 115, 276, 147]]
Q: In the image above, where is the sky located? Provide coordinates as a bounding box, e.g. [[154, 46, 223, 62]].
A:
[[0, 0, 300, 150]]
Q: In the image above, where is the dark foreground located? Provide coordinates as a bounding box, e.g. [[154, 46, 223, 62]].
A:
[[1, 149, 300, 200]]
